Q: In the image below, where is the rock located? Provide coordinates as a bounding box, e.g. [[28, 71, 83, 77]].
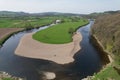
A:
[[43, 72, 56, 80]]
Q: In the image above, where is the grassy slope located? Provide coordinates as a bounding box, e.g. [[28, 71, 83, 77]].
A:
[[93, 66, 120, 80], [33, 19, 88, 44]]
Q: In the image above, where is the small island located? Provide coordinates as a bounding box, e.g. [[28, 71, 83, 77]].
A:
[[15, 18, 88, 64]]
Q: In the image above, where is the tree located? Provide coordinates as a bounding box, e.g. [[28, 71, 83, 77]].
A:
[[24, 21, 33, 30], [68, 28, 74, 35]]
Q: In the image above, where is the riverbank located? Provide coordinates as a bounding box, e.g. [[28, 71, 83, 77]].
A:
[[33, 20, 88, 44], [88, 35, 119, 80], [91, 35, 114, 64], [15, 32, 82, 64], [0, 22, 54, 46], [0, 28, 24, 46], [0, 71, 24, 80], [81, 34, 114, 80]]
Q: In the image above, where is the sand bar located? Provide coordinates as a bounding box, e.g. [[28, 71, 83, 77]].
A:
[[15, 32, 82, 64]]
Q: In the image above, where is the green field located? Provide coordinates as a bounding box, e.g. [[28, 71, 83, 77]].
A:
[[2, 78, 13, 80], [93, 66, 120, 80], [0, 16, 82, 28], [33, 19, 88, 44], [0, 17, 55, 28], [0, 16, 88, 45]]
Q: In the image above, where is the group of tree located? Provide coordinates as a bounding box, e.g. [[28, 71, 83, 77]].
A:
[[92, 13, 120, 56]]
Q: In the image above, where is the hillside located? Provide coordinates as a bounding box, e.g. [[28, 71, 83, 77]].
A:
[[91, 13, 120, 80], [92, 13, 120, 56], [0, 11, 29, 17], [0, 11, 82, 17], [83, 10, 120, 19]]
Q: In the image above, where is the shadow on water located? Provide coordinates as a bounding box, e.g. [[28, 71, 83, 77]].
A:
[[89, 36, 110, 66], [0, 21, 107, 80]]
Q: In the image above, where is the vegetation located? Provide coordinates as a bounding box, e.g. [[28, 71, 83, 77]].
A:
[[0, 14, 82, 29], [0, 17, 55, 28], [33, 18, 88, 44], [2, 78, 13, 80], [0, 11, 81, 18], [91, 13, 120, 79], [93, 66, 120, 80], [83, 10, 120, 19], [0, 11, 87, 45], [92, 13, 120, 57]]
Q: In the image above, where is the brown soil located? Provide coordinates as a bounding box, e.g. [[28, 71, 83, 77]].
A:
[[0, 28, 24, 39]]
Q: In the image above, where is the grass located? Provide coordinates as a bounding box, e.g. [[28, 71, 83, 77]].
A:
[[113, 55, 120, 67], [0, 16, 86, 28], [92, 66, 120, 80], [0, 17, 55, 28], [2, 78, 13, 80], [0, 16, 56, 45], [33, 19, 88, 44], [0, 16, 87, 45]]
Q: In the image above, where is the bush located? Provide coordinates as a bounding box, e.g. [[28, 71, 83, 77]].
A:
[[68, 27, 74, 35]]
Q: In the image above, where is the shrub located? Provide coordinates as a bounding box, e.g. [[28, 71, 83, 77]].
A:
[[68, 27, 74, 35]]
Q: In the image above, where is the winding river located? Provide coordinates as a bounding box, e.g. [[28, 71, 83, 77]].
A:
[[0, 21, 102, 80]]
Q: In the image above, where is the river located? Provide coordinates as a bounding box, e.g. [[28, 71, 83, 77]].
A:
[[0, 21, 102, 80]]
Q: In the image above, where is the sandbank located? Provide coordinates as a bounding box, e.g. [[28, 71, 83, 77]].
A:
[[15, 32, 82, 64]]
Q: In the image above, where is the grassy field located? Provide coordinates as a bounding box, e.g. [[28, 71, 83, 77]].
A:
[[0, 16, 87, 45], [2, 78, 13, 80], [0, 16, 56, 45], [92, 66, 120, 80], [0, 17, 55, 28], [0, 16, 81, 28], [33, 19, 88, 44]]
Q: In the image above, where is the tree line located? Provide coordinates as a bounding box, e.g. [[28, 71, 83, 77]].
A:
[[92, 13, 120, 56]]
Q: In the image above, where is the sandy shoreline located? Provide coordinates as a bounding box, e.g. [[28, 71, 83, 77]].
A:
[[15, 32, 82, 64]]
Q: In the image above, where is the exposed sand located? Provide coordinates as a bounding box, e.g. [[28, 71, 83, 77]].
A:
[[15, 32, 82, 64]]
